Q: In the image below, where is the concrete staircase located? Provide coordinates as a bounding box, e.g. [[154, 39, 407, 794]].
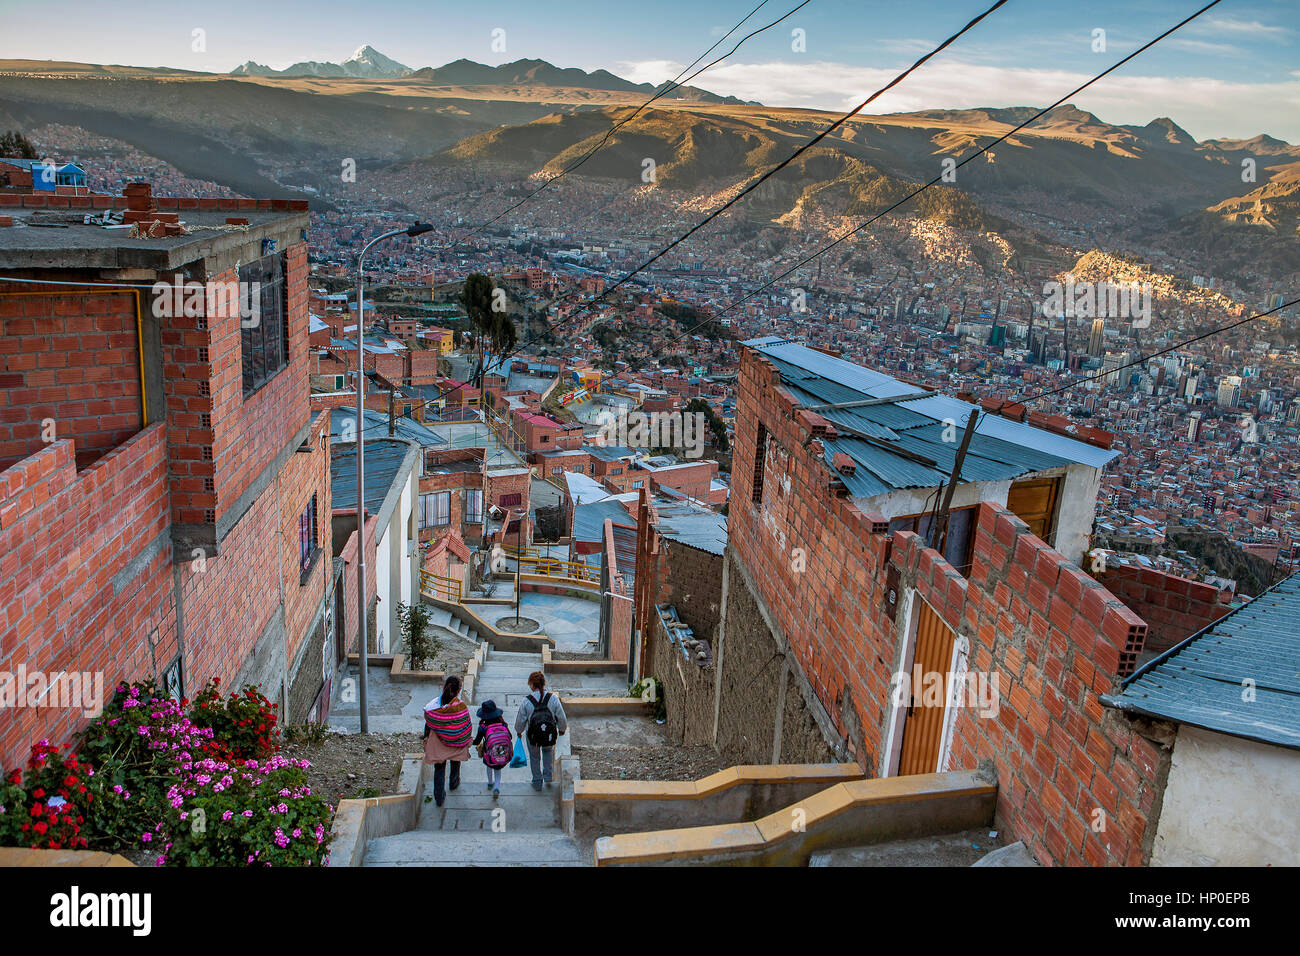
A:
[[362, 647, 586, 866], [426, 605, 482, 644]]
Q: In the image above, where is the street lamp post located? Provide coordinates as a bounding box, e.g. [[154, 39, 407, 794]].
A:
[[514, 508, 524, 623], [354, 222, 432, 734]]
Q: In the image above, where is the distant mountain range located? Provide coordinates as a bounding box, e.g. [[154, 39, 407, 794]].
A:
[[227, 46, 748, 103], [232, 45, 412, 79]]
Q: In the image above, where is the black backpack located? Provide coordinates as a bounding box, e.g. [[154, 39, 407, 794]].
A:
[[527, 692, 558, 746]]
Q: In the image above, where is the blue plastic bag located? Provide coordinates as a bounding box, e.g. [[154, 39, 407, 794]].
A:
[[509, 735, 528, 769]]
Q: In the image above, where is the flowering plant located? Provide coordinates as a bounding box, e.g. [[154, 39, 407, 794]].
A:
[[154, 756, 332, 867], [0, 741, 91, 851], [188, 679, 281, 759]]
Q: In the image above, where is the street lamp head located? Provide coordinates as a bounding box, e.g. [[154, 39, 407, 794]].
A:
[[406, 222, 434, 237]]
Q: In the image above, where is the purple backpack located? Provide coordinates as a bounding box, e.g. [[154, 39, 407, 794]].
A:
[[483, 722, 512, 768]]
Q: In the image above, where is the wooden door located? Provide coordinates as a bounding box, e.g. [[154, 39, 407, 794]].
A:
[[898, 600, 957, 775], [1007, 477, 1061, 542]]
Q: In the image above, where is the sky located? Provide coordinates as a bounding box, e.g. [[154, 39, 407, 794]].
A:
[[1, 0, 1297, 141]]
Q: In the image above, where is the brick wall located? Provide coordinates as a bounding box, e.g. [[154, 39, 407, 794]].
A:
[[722, 346, 1168, 866], [0, 285, 143, 472], [0, 427, 175, 769], [1096, 564, 1232, 655], [205, 243, 310, 529]]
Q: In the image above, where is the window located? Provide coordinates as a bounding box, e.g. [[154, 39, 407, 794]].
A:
[[752, 422, 768, 504], [888, 506, 977, 577], [334, 375, 345, 390], [539, 434, 550, 443], [420, 491, 451, 528], [499, 492, 522, 508], [465, 489, 484, 524], [240, 252, 289, 397], [299, 494, 320, 581], [551, 466, 561, 476], [574, 465, 584, 474], [632, 480, 644, 489], [163, 657, 184, 702], [610, 467, 622, 475]]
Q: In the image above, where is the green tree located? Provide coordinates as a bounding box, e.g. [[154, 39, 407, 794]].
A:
[[458, 273, 517, 384], [685, 397, 729, 452], [0, 131, 39, 159], [397, 601, 438, 671]]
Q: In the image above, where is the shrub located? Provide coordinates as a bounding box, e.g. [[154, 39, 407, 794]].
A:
[[154, 755, 333, 867], [75, 681, 221, 849], [0, 741, 92, 851], [629, 676, 666, 722], [188, 679, 281, 759], [398, 601, 438, 671]]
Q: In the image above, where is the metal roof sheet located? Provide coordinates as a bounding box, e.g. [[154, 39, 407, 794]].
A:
[[745, 338, 1118, 499], [1101, 573, 1300, 750]]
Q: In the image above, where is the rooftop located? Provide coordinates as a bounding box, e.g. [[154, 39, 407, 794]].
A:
[[1101, 572, 1300, 751], [0, 197, 309, 269], [745, 337, 1119, 500]]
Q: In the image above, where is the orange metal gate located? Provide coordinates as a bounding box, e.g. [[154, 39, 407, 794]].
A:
[[898, 600, 957, 775]]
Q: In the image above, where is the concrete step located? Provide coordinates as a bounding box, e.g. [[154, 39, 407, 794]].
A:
[[364, 830, 586, 866], [488, 650, 544, 664]]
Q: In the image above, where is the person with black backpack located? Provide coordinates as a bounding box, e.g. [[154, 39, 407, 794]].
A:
[[514, 671, 567, 791]]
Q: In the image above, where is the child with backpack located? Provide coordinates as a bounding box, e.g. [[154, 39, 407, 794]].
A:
[[513, 671, 567, 791], [472, 699, 513, 798]]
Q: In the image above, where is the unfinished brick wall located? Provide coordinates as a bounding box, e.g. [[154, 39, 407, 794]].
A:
[[0, 426, 176, 769], [725, 345, 1168, 866], [0, 285, 143, 472], [898, 508, 1168, 866], [1096, 563, 1232, 655], [205, 243, 310, 529]]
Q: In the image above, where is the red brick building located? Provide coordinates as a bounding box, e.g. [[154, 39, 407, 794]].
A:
[[0, 191, 335, 767], [634, 337, 1174, 866]]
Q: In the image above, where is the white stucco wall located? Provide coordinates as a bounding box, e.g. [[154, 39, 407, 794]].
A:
[[859, 462, 1099, 567], [1152, 724, 1300, 866], [374, 525, 391, 653]]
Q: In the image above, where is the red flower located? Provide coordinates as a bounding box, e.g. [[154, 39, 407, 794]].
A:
[[33, 822, 47, 835]]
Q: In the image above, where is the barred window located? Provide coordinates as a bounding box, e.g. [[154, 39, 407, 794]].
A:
[[240, 252, 290, 397]]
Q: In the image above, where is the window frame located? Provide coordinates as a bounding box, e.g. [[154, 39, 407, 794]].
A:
[[298, 493, 320, 583], [240, 252, 290, 398]]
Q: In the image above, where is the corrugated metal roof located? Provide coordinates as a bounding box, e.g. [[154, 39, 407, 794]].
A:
[[653, 498, 728, 555], [1101, 573, 1300, 751], [331, 440, 411, 514], [745, 338, 1118, 498]]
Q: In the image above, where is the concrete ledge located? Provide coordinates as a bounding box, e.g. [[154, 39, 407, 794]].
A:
[[542, 644, 628, 674], [389, 653, 446, 682], [326, 756, 426, 867], [0, 848, 135, 867], [424, 594, 556, 653], [593, 770, 996, 866], [564, 697, 651, 716], [576, 763, 862, 835]]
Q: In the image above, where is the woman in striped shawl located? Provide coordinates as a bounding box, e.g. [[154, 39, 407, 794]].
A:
[[423, 675, 472, 806]]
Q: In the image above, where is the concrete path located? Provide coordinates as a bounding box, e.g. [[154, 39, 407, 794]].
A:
[[362, 647, 586, 867]]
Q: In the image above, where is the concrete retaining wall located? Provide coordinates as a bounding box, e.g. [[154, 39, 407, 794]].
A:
[[594, 770, 996, 866], [575, 763, 863, 835], [326, 755, 425, 867]]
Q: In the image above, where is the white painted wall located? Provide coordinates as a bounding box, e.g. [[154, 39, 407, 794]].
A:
[[374, 525, 391, 653], [1152, 724, 1300, 866], [857, 461, 1101, 568]]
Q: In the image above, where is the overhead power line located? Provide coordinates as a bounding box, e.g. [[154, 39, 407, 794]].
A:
[[368, 0, 1011, 430], [1014, 296, 1300, 405], [655, 0, 1225, 354], [439, 0, 808, 249]]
